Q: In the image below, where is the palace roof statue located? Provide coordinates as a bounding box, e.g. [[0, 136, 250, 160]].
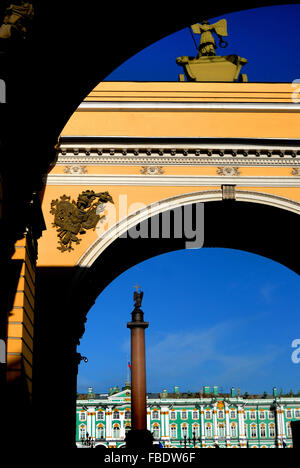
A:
[[176, 18, 248, 83]]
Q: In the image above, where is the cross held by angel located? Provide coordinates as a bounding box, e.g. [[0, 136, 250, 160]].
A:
[[191, 19, 228, 57]]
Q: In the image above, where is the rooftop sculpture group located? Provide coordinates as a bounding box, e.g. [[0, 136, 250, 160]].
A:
[[176, 18, 248, 82]]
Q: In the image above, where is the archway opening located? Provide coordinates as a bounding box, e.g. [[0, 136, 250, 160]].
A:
[[73, 198, 300, 447]]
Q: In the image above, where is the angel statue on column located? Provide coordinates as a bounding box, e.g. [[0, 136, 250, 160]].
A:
[[191, 18, 228, 57]]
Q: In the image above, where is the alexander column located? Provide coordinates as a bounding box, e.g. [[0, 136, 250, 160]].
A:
[[126, 286, 153, 448]]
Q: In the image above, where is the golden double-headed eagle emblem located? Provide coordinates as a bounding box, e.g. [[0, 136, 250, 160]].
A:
[[50, 190, 114, 252]]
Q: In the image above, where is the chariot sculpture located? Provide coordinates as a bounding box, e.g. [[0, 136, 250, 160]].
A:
[[176, 18, 248, 82]]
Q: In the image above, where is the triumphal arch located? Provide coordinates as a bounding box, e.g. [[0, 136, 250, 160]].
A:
[[6, 17, 300, 446]]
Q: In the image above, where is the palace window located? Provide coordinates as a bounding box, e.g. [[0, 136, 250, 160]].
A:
[[152, 410, 159, 419], [259, 411, 265, 420], [181, 425, 188, 437], [205, 424, 212, 438], [250, 411, 256, 420], [269, 424, 275, 438], [286, 409, 292, 418], [125, 410, 131, 420], [250, 425, 257, 438], [260, 424, 266, 438], [192, 410, 198, 419], [170, 411, 176, 420], [79, 425, 86, 440], [205, 410, 211, 419], [152, 424, 160, 439], [218, 410, 224, 419], [295, 409, 300, 418], [113, 411, 120, 420], [193, 425, 199, 438], [96, 411, 104, 420], [287, 423, 292, 437], [79, 412, 86, 421], [170, 425, 177, 438], [96, 425, 105, 439], [231, 423, 237, 438], [181, 411, 187, 420], [218, 424, 225, 438], [268, 411, 275, 419], [230, 410, 236, 419], [113, 425, 120, 439]]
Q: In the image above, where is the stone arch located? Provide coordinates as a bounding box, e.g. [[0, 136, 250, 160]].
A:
[[66, 189, 300, 325], [6, 2, 300, 451], [76, 189, 300, 272]]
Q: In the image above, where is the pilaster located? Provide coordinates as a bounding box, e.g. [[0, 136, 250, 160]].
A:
[[238, 404, 247, 448], [106, 406, 113, 439]]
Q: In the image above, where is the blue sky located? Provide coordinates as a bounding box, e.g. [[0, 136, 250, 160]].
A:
[[104, 4, 300, 83], [77, 248, 300, 395], [77, 5, 300, 395]]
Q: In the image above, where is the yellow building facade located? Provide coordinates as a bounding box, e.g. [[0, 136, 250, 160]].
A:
[[6, 80, 300, 445], [37, 81, 300, 269]]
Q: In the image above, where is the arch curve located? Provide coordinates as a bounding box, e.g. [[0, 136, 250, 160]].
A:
[[77, 189, 300, 272], [64, 188, 300, 343]]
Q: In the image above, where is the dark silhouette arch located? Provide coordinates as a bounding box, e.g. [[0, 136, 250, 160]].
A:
[[3, 2, 300, 448]]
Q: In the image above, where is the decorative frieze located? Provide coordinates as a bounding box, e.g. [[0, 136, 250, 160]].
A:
[[291, 168, 300, 176], [64, 165, 88, 174], [140, 166, 164, 175], [217, 167, 241, 176]]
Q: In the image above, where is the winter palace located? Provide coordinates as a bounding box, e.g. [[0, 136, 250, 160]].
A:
[[76, 383, 300, 448]]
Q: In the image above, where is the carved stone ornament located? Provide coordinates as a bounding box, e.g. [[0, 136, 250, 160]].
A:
[[50, 190, 114, 252], [64, 165, 87, 174], [140, 166, 164, 175], [291, 168, 300, 176], [217, 166, 240, 176], [222, 185, 236, 200]]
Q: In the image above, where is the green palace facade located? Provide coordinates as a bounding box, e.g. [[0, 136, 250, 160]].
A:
[[76, 384, 300, 448]]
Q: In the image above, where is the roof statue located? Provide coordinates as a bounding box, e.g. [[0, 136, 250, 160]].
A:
[[191, 19, 228, 57], [176, 18, 248, 82], [0, 1, 34, 40]]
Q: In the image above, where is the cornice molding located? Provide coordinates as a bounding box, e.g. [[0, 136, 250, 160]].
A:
[[78, 101, 300, 113], [56, 141, 300, 167], [46, 173, 300, 187]]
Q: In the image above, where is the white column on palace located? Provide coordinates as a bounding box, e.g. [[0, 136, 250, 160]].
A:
[[87, 410, 92, 437], [165, 408, 170, 438], [106, 406, 113, 439], [147, 408, 151, 431], [160, 406, 169, 438], [276, 407, 282, 446], [160, 408, 164, 438], [92, 409, 95, 438], [237, 405, 246, 447], [225, 403, 230, 442], [120, 411, 125, 439], [280, 407, 286, 439], [276, 405, 286, 446], [213, 404, 218, 440], [200, 405, 205, 443]]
